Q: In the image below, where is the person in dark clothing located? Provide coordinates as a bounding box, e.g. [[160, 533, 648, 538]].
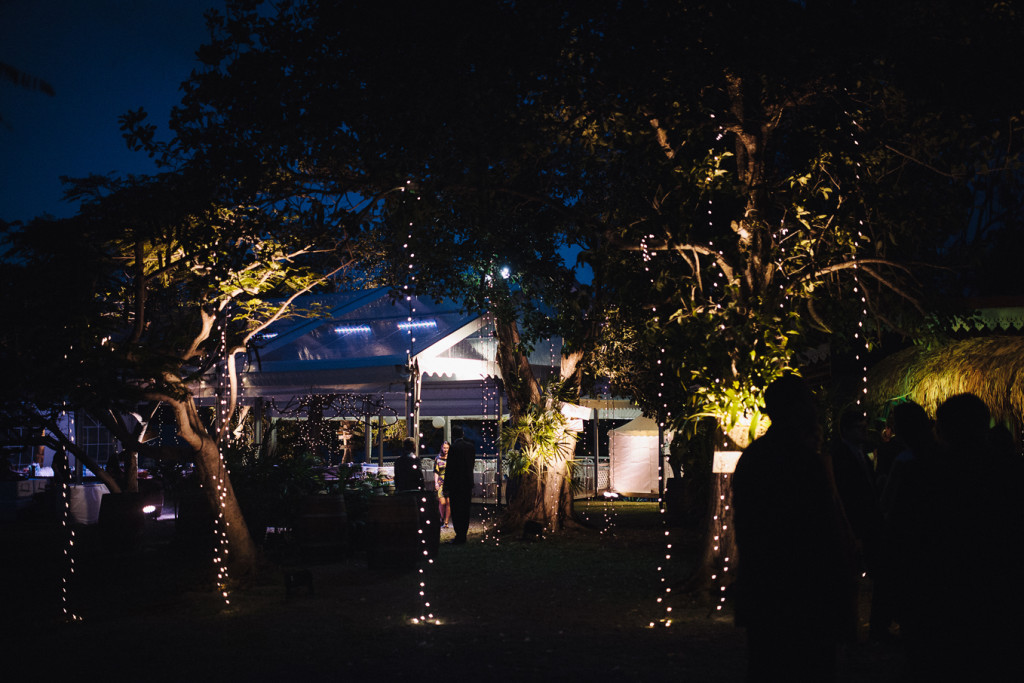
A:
[[393, 438, 424, 492], [443, 426, 476, 544], [876, 401, 936, 642], [831, 408, 881, 558], [732, 374, 858, 683], [897, 393, 1024, 682], [830, 407, 885, 638]]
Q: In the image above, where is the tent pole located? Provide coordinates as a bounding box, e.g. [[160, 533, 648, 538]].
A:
[[413, 368, 421, 456], [378, 416, 384, 466], [592, 408, 600, 499], [657, 422, 665, 509], [497, 393, 503, 508], [364, 413, 372, 464]]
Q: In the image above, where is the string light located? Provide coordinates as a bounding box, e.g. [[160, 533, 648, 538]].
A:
[[710, 472, 733, 613], [211, 326, 233, 608], [479, 316, 505, 546], [844, 111, 872, 413], [598, 491, 618, 536], [398, 181, 441, 626], [411, 489, 440, 625], [640, 233, 676, 628], [701, 119, 738, 617], [60, 407, 82, 622]]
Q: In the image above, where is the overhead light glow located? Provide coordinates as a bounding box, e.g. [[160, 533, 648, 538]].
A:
[[334, 324, 372, 335], [397, 320, 437, 331]]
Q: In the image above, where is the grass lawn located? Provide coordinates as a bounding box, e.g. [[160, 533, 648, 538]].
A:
[[2, 500, 905, 681]]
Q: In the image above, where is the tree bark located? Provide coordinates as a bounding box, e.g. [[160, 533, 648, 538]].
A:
[[165, 392, 258, 579], [494, 320, 583, 534], [501, 458, 574, 533], [494, 316, 541, 418]]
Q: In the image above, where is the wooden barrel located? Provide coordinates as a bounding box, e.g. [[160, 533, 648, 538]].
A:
[[367, 492, 429, 571], [293, 494, 349, 558]]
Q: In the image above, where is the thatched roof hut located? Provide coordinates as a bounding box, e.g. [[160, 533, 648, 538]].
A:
[[867, 337, 1024, 435]]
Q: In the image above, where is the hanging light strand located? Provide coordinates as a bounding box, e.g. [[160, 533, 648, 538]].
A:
[[640, 234, 675, 628], [844, 109, 871, 413], [211, 333, 233, 607], [398, 182, 440, 626], [59, 406, 82, 622]]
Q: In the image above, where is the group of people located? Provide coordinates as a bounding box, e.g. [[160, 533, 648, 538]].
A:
[[391, 426, 476, 545], [732, 374, 1023, 682]]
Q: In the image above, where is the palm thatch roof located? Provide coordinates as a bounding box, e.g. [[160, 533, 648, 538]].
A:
[[867, 337, 1024, 432]]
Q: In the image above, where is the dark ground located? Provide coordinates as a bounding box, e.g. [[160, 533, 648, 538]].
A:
[[2, 500, 908, 682]]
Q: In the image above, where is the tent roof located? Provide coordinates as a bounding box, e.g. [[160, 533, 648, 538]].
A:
[[255, 288, 478, 371], [608, 415, 660, 437], [229, 287, 560, 415]]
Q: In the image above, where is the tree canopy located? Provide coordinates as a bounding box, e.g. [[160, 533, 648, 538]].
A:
[[170, 1, 1024, 425], [6, 0, 1023, 541], [0, 163, 363, 575]]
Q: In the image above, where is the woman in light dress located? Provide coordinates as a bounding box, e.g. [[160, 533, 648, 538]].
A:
[[434, 441, 450, 528]]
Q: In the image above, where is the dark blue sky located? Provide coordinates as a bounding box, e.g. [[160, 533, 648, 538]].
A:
[[1, 0, 215, 224]]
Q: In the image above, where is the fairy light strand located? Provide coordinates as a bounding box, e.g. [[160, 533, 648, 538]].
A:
[[60, 407, 82, 622], [640, 234, 675, 628], [482, 317, 504, 546], [844, 110, 871, 413], [211, 324, 233, 607], [704, 118, 735, 616], [398, 182, 440, 626]]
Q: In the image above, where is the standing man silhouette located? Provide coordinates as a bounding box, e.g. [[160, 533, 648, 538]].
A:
[[444, 426, 476, 544], [732, 374, 858, 682]]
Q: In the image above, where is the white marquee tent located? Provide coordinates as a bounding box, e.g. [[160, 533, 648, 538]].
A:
[[607, 416, 669, 496]]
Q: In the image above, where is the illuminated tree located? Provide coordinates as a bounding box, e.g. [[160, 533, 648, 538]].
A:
[[0, 167, 359, 578], [159, 0, 1024, 535]]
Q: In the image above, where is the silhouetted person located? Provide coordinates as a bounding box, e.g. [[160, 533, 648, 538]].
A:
[[990, 422, 1018, 460], [873, 415, 902, 488], [899, 393, 1024, 682], [830, 407, 885, 640], [879, 401, 936, 517], [443, 426, 475, 544], [733, 374, 858, 683], [393, 438, 424, 491], [876, 401, 936, 641], [831, 407, 882, 566]]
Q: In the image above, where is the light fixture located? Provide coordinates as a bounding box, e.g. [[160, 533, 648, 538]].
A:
[[397, 320, 437, 331], [334, 324, 371, 335]]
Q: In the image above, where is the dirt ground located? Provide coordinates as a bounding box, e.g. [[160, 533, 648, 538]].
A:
[[2, 500, 908, 681]]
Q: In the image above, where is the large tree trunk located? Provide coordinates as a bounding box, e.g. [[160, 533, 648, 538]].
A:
[[495, 319, 583, 534], [166, 394, 258, 580], [501, 459, 574, 533], [494, 316, 541, 418], [683, 472, 737, 597]]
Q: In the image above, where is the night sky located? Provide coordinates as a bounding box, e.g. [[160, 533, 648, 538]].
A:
[[1, 0, 215, 224]]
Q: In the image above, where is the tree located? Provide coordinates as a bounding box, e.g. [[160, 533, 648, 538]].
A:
[[158, 0, 1024, 536], [0, 62, 55, 126], [161, 0, 599, 532], [569, 0, 1024, 589], [0, 166, 360, 579]]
